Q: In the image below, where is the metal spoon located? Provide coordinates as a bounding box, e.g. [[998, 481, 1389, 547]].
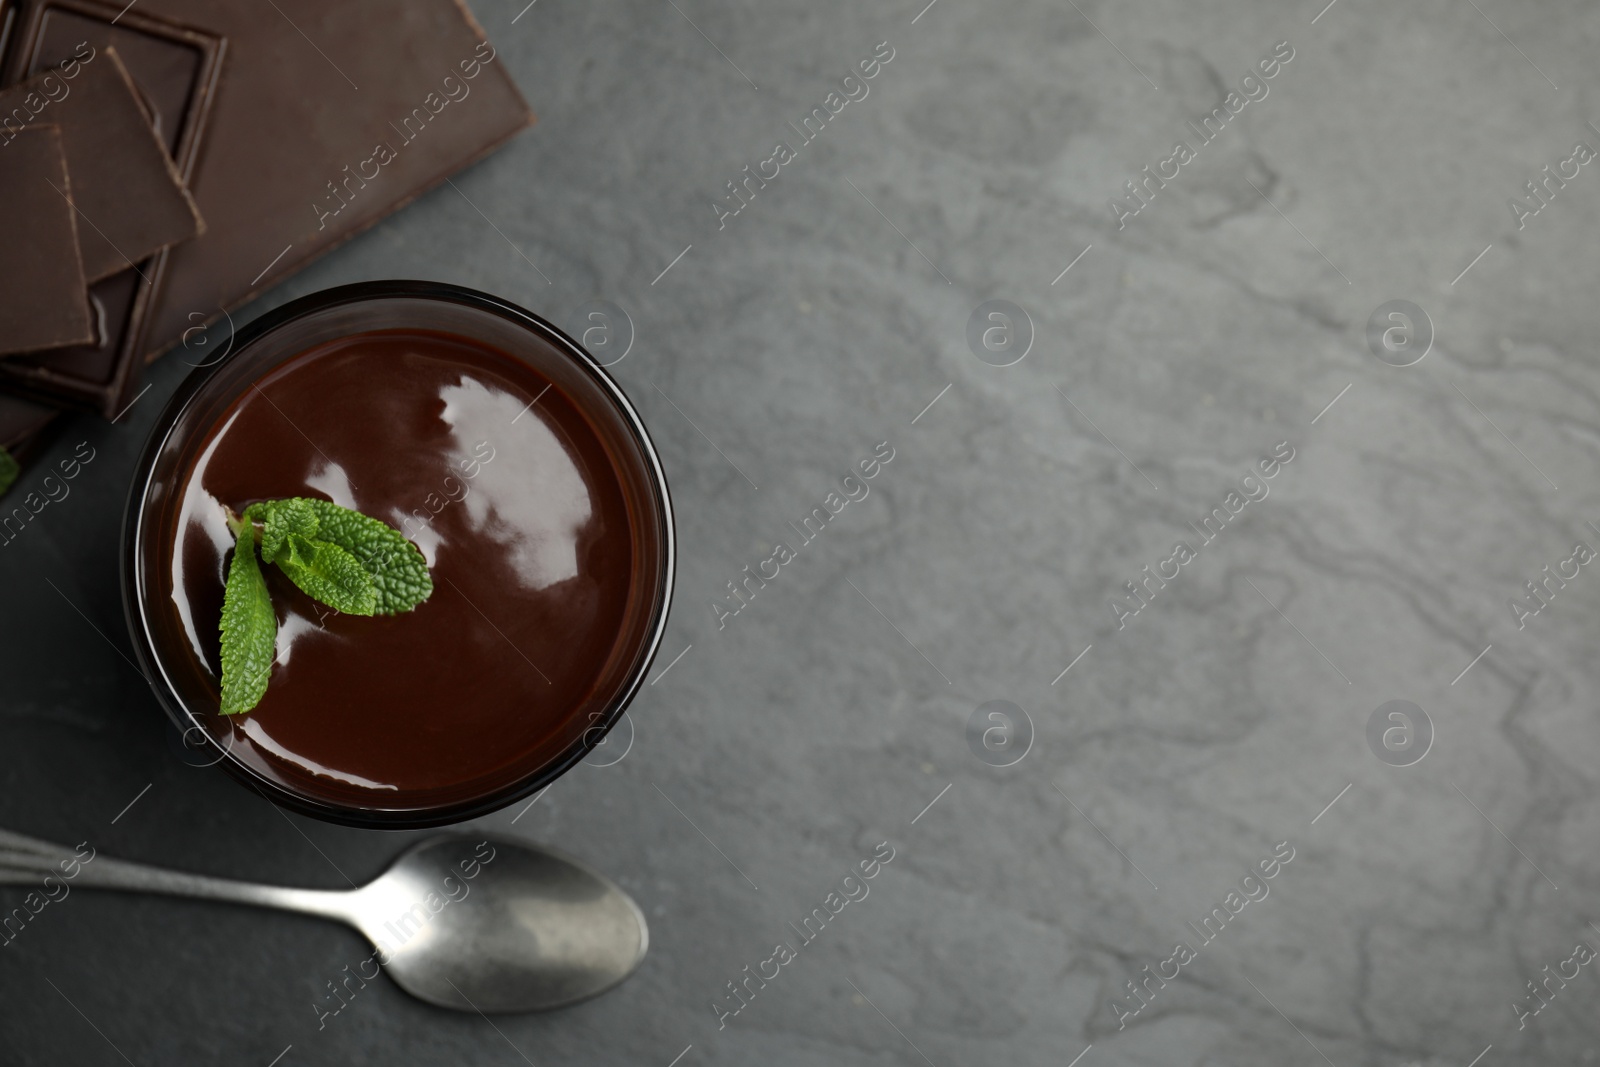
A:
[[0, 829, 647, 1013]]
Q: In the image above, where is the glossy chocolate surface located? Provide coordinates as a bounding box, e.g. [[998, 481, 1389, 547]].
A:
[[155, 328, 654, 812]]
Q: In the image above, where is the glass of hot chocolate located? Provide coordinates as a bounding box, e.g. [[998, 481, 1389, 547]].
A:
[[122, 281, 675, 827]]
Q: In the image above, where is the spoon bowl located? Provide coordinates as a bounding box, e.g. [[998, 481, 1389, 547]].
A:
[[356, 836, 648, 1012]]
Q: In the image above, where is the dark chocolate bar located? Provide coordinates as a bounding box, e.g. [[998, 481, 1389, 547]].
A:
[[0, 0, 222, 417], [0, 0, 533, 376], [0, 123, 93, 355], [133, 0, 533, 359]]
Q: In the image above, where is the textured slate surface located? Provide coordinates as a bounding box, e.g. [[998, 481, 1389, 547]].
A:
[[4, 0, 1600, 1063]]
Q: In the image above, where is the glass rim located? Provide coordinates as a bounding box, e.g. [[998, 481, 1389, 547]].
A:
[[119, 280, 676, 829]]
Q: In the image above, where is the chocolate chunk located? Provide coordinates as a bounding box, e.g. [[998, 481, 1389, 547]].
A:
[[0, 45, 202, 281], [0, 123, 94, 355]]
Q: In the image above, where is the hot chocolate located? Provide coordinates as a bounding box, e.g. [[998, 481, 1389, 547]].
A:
[[143, 321, 668, 820]]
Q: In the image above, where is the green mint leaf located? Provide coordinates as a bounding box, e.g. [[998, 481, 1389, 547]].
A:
[[275, 533, 378, 616], [219, 525, 277, 716], [0, 446, 17, 498], [258, 498, 319, 564], [299, 497, 433, 614], [214, 495, 432, 714]]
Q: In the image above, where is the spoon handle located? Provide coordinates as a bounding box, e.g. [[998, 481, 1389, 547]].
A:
[[0, 840, 355, 923], [0, 828, 80, 860]]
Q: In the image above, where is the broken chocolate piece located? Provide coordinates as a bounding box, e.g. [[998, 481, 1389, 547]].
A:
[[0, 123, 93, 355], [0, 45, 202, 281]]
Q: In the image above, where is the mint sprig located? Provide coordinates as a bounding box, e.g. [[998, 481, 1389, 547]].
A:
[[219, 497, 434, 715]]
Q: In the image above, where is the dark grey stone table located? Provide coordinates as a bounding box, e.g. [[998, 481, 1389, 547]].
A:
[[4, 0, 1598, 1063]]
